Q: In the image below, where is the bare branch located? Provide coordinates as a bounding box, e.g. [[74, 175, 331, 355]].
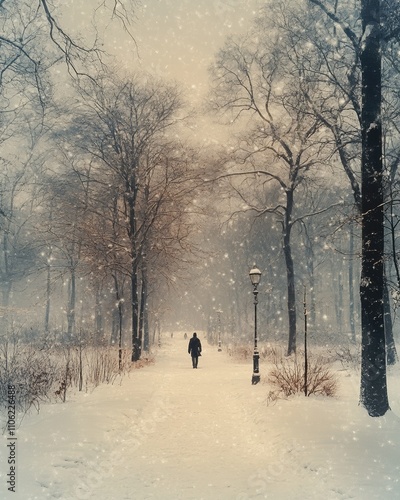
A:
[[307, 0, 360, 52], [291, 201, 345, 226], [208, 169, 288, 190]]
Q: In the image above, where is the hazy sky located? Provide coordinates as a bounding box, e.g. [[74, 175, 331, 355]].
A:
[[66, 0, 261, 98], [62, 0, 262, 142], [132, 0, 261, 99]]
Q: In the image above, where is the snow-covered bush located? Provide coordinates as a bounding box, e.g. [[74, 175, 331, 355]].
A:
[[0, 339, 59, 413], [268, 357, 337, 397]]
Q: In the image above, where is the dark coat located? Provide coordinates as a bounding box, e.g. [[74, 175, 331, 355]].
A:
[[188, 336, 202, 357]]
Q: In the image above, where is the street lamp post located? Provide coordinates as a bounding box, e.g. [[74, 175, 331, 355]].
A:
[[249, 265, 262, 385]]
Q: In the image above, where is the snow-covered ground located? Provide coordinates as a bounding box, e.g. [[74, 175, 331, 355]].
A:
[[1, 335, 400, 500]]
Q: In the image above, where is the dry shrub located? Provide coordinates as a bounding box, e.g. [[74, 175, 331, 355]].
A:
[[227, 343, 284, 362], [0, 341, 59, 413], [84, 348, 121, 387], [55, 347, 135, 395], [268, 357, 337, 397], [1, 332, 153, 413], [228, 345, 253, 360], [16, 354, 58, 409]]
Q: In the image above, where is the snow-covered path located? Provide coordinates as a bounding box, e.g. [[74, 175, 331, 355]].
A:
[[92, 337, 270, 500], [4, 335, 400, 499]]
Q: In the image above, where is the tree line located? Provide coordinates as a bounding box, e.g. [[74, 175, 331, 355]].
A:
[[0, 2, 207, 386], [206, 0, 400, 416]]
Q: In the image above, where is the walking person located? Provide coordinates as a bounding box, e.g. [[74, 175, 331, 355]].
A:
[[188, 332, 202, 368]]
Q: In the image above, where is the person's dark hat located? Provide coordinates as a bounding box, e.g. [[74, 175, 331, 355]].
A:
[[193, 332, 197, 337]]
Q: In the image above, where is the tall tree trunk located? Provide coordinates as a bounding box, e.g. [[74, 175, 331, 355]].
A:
[[67, 265, 76, 339], [385, 191, 398, 364], [139, 267, 146, 349], [309, 270, 316, 329], [383, 270, 398, 365], [95, 283, 104, 344], [143, 297, 149, 352], [303, 228, 316, 327], [112, 273, 124, 370], [118, 299, 123, 371], [110, 271, 125, 369], [44, 259, 51, 334], [359, 0, 389, 416], [44, 209, 53, 334], [131, 265, 141, 361], [284, 190, 296, 356], [111, 309, 118, 345], [284, 233, 296, 356], [349, 222, 356, 342], [140, 262, 150, 352], [337, 270, 344, 335], [126, 175, 140, 362]]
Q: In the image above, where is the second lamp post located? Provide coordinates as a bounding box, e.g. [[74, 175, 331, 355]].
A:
[[249, 265, 262, 385]]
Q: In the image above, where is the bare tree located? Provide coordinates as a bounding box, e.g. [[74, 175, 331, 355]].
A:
[[57, 71, 203, 361], [0, 1, 137, 86], [305, 0, 400, 415], [358, 0, 389, 416], [210, 24, 335, 355]]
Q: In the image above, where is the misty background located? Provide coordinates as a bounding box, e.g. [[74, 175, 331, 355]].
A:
[[1, 0, 399, 386]]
